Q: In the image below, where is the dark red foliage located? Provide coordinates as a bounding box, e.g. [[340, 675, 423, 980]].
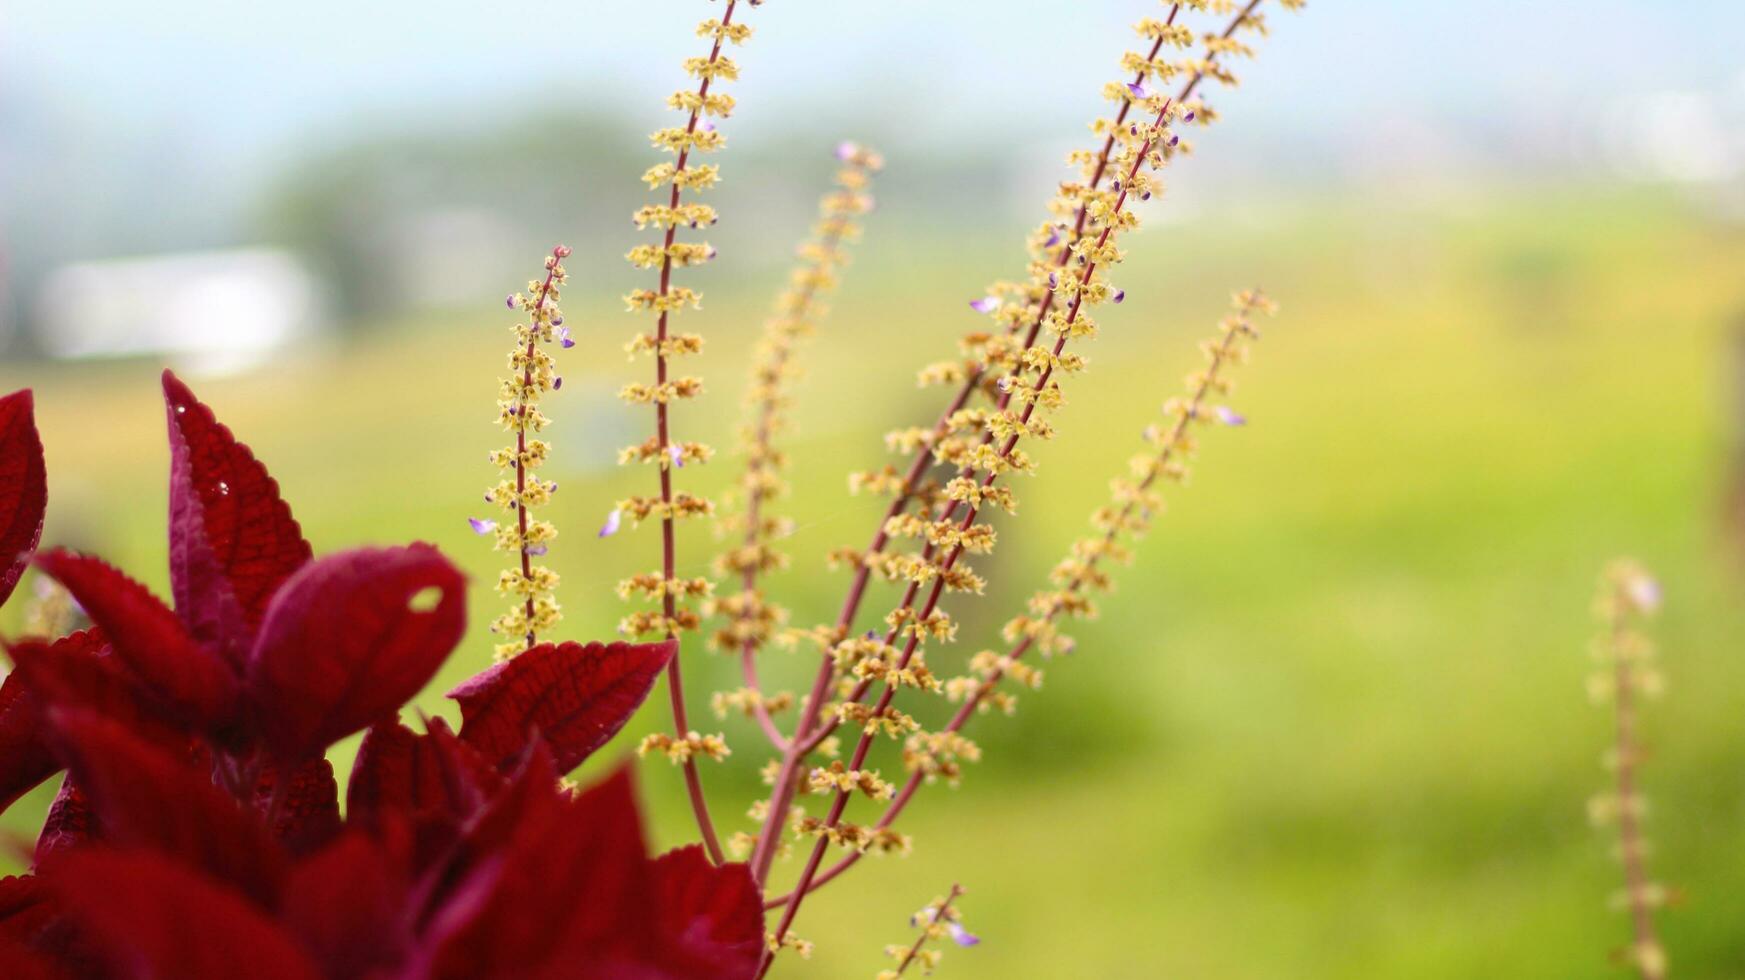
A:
[[247, 544, 465, 760], [451, 638, 674, 774], [48, 849, 323, 980], [33, 551, 237, 732], [164, 371, 313, 668], [0, 389, 47, 610], [0, 373, 764, 979]]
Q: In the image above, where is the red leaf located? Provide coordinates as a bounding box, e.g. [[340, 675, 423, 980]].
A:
[[283, 831, 408, 980], [348, 718, 502, 873], [0, 389, 47, 610], [422, 760, 654, 980], [46, 849, 321, 980], [5, 629, 182, 749], [0, 666, 57, 816], [0, 936, 57, 980], [247, 545, 465, 759], [32, 551, 236, 730], [163, 371, 312, 666], [35, 777, 91, 864], [254, 758, 342, 855], [0, 629, 132, 817], [450, 639, 673, 774], [43, 709, 287, 905], [348, 718, 500, 827], [0, 875, 55, 943], [649, 846, 765, 980]]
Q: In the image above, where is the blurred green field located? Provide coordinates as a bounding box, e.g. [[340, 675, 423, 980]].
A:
[[4, 183, 1744, 978]]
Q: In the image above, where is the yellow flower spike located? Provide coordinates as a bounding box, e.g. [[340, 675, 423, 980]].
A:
[[621, 0, 766, 872], [475, 245, 570, 660], [1590, 560, 1673, 980]]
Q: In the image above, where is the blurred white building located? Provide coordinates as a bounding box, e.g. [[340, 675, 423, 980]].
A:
[[33, 248, 323, 376]]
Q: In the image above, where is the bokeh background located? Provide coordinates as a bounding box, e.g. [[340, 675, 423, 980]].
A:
[[6, 1, 1745, 976]]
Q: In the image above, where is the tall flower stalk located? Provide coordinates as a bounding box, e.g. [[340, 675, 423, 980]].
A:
[[619, 0, 763, 865], [475, 245, 570, 660], [711, 143, 884, 755], [748, 6, 1298, 952], [763, 290, 1274, 908], [1589, 560, 1672, 980]]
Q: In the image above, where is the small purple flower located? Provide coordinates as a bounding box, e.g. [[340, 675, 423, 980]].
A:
[[1126, 82, 1148, 100], [969, 296, 999, 314], [552, 314, 565, 327], [558, 326, 575, 349], [1043, 227, 1061, 248], [552, 376, 563, 390], [705, 244, 719, 260], [505, 294, 517, 310], [668, 444, 685, 468], [835, 140, 858, 161], [1168, 133, 1180, 147], [468, 517, 497, 535], [1184, 109, 1196, 122], [699, 120, 716, 133], [1627, 575, 1662, 613], [1112, 289, 1125, 304], [947, 922, 981, 948], [1215, 406, 1247, 427], [524, 544, 549, 557], [598, 508, 623, 538], [1047, 272, 1059, 289]]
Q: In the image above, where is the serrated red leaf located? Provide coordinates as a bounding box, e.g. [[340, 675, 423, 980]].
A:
[[46, 849, 321, 980], [649, 846, 765, 980], [348, 718, 502, 874], [254, 757, 342, 855], [43, 709, 287, 905], [0, 629, 130, 817], [422, 757, 653, 980], [348, 719, 500, 827], [32, 551, 236, 730], [163, 371, 312, 667], [449, 639, 673, 775], [0, 667, 57, 817], [284, 831, 408, 980], [0, 390, 47, 610], [4, 628, 183, 749], [0, 874, 54, 943], [35, 777, 90, 864], [0, 936, 56, 980], [247, 544, 465, 760]]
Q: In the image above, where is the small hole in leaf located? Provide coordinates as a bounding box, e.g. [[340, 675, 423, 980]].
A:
[[407, 586, 444, 613]]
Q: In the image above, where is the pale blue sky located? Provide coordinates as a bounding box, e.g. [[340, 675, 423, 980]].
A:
[[8, 0, 1744, 168]]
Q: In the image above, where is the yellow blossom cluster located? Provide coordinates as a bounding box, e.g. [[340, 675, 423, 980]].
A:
[[614, 2, 760, 660], [477, 245, 571, 660], [709, 144, 883, 659], [1587, 559, 1672, 980], [990, 290, 1272, 669], [750, 10, 1300, 953], [877, 886, 971, 980]]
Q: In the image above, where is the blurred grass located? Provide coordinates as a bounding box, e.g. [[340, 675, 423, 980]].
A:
[[4, 183, 1745, 978]]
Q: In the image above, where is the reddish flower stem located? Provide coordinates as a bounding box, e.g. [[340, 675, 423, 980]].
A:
[[762, 5, 1262, 950], [514, 261, 560, 651], [651, 0, 741, 867], [892, 884, 965, 976], [746, 9, 1186, 887], [1605, 589, 1666, 980], [733, 213, 863, 753], [763, 297, 1259, 908]]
